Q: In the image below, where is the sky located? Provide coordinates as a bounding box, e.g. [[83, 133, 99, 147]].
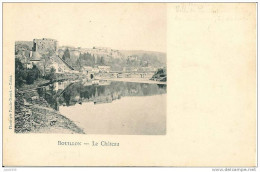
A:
[[10, 3, 166, 53]]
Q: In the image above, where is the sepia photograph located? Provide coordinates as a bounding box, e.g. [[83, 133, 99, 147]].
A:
[[14, 3, 167, 135]]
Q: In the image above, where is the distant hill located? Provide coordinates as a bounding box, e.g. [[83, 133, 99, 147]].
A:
[[119, 50, 166, 64]]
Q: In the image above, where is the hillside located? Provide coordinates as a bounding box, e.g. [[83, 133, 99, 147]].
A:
[[119, 50, 166, 64], [15, 41, 33, 50], [15, 40, 167, 71]]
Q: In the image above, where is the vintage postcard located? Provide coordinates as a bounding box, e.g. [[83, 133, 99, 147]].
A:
[[2, 3, 257, 167]]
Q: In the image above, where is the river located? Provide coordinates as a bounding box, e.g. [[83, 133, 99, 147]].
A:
[[37, 79, 167, 135]]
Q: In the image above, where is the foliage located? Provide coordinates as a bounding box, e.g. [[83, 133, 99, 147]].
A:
[[151, 68, 167, 81], [100, 56, 105, 65], [156, 68, 166, 75], [41, 55, 51, 77], [15, 58, 51, 88], [77, 52, 95, 67], [45, 67, 56, 82], [15, 44, 31, 56], [62, 48, 70, 61], [26, 65, 40, 84], [15, 58, 40, 86], [15, 58, 27, 87]]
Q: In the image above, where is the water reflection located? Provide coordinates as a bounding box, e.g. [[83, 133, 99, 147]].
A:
[[37, 80, 167, 110]]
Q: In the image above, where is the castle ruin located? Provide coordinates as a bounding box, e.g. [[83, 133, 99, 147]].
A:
[[32, 38, 59, 54]]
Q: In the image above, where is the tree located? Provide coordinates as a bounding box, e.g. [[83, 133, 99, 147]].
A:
[[92, 55, 95, 66], [40, 47, 56, 77], [26, 71, 34, 84], [15, 43, 31, 57], [126, 57, 131, 66], [62, 48, 70, 61], [41, 54, 51, 77], [151, 68, 167, 81], [77, 54, 83, 70], [46, 67, 56, 82], [96, 56, 101, 65], [15, 58, 27, 88], [26, 65, 40, 84], [100, 56, 105, 65]]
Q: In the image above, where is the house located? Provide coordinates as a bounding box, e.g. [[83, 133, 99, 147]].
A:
[[141, 66, 156, 72], [98, 66, 111, 73], [82, 66, 93, 75], [123, 67, 138, 72], [54, 81, 65, 91], [26, 62, 33, 69]]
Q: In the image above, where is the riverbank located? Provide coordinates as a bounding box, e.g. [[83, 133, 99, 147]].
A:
[[15, 90, 85, 134], [104, 77, 167, 85]]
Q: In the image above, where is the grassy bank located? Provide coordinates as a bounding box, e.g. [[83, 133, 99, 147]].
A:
[[15, 90, 85, 134]]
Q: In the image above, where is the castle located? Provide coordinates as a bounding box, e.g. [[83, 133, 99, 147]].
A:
[[29, 38, 74, 73], [32, 38, 59, 54]]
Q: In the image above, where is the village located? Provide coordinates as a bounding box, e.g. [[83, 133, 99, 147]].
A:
[[15, 38, 167, 85]]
